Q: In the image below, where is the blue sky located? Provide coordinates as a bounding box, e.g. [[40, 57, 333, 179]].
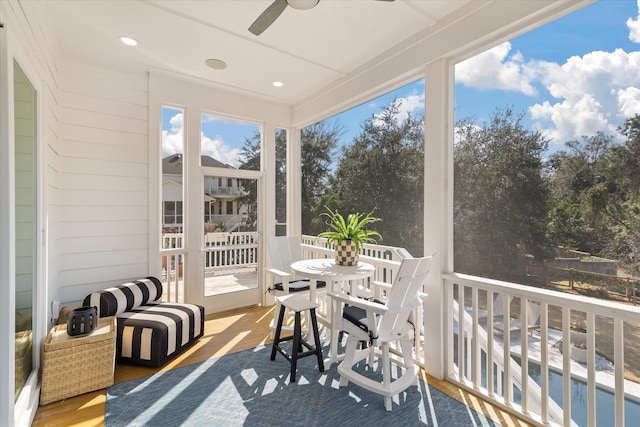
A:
[[163, 0, 640, 166]]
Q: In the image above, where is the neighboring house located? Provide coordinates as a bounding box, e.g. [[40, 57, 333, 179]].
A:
[[162, 155, 248, 233]]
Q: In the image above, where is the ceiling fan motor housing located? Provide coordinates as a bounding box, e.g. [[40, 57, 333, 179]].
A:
[[287, 0, 319, 10]]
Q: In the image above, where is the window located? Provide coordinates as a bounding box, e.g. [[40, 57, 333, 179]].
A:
[[200, 112, 260, 171], [161, 106, 184, 242], [163, 201, 182, 228]]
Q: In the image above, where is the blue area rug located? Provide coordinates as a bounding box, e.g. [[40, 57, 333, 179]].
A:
[[106, 344, 501, 426]]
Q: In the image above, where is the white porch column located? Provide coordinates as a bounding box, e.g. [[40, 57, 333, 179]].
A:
[[287, 127, 302, 236], [184, 106, 201, 304], [423, 58, 454, 379], [262, 123, 276, 239]]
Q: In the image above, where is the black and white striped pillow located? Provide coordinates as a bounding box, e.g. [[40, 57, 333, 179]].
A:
[[83, 277, 163, 317]]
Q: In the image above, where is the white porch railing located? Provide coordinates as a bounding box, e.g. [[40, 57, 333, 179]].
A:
[[444, 272, 640, 427], [159, 232, 258, 302], [159, 233, 639, 426], [203, 231, 258, 270]]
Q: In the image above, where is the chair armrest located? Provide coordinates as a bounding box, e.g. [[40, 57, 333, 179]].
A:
[[371, 280, 392, 291], [328, 291, 388, 315], [266, 267, 292, 280]]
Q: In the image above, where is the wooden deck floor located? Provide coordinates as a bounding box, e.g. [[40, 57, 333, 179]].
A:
[[32, 305, 532, 427]]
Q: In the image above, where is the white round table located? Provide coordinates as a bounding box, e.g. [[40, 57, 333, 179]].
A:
[[290, 258, 375, 364]]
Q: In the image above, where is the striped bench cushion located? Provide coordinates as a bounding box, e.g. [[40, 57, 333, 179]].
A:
[[83, 277, 205, 367], [115, 302, 204, 367]]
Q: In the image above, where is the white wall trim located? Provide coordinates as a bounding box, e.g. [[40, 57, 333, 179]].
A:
[[0, 19, 16, 427]]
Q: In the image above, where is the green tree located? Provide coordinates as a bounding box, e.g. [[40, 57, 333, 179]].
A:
[[454, 108, 551, 281], [301, 122, 341, 234], [546, 116, 640, 276], [322, 99, 425, 256], [598, 115, 640, 274], [239, 123, 340, 234], [546, 132, 615, 253]]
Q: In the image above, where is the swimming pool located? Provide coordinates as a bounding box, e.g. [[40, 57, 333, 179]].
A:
[[514, 358, 640, 427]]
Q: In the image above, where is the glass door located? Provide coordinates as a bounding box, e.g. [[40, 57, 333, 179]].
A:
[[203, 175, 259, 297]]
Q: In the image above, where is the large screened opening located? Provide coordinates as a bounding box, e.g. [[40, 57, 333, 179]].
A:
[[300, 80, 426, 258], [451, 2, 640, 424]]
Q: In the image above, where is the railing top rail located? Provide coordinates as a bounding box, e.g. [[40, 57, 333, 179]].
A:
[[443, 272, 640, 321]]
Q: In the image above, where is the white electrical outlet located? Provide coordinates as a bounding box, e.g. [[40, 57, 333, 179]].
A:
[[52, 300, 60, 317]]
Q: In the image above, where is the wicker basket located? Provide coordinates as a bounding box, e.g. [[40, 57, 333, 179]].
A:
[[40, 317, 116, 405], [15, 330, 32, 397]]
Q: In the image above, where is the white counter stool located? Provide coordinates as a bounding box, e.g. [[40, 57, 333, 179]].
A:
[[270, 294, 324, 382]]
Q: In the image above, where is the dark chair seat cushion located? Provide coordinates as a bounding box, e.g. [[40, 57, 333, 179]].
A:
[[273, 280, 327, 293], [343, 302, 379, 334]]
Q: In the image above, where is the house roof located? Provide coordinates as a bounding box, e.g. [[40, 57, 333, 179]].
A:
[[162, 155, 235, 175], [47, 1, 590, 124]]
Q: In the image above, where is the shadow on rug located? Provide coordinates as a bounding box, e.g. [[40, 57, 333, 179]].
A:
[[106, 344, 501, 426]]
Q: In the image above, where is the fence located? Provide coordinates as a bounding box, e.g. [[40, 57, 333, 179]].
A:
[[535, 264, 640, 306]]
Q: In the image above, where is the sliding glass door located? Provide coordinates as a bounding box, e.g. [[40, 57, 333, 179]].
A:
[[13, 59, 37, 402]]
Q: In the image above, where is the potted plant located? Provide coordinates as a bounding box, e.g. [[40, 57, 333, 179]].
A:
[[315, 207, 382, 266], [570, 320, 587, 346], [570, 341, 588, 363]]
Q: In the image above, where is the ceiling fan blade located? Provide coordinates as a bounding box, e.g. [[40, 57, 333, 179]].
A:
[[249, 0, 289, 36]]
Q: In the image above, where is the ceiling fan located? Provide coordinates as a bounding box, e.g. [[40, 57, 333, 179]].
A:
[[249, 0, 395, 36]]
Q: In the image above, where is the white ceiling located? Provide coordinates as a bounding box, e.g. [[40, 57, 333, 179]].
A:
[[47, 0, 587, 115]]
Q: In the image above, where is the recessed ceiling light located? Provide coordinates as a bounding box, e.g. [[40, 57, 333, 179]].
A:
[[272, 81, 284, 87], [119, 36, 138, 46], [205, 59, 227, 70]]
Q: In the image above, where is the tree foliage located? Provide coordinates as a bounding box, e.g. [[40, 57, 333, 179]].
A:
[[454, 108, 551, 281], [239, 122, 340, 233], [238, 96, 640, 282], [300, 122, 342, 233], [546, 131, 615, 253], [548, 114, 640, 276], [315, 100, 425, 256]]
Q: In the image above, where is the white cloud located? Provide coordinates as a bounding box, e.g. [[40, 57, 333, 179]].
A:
[[161, 112, 184, 158], [628, 0, 640, 43], [529, 48, 640, 143], [618, 86, 640, 117], [162, 111, 242, 167], [530, 96, 615, 142], [395, 92, 424, 122], [200, 133, 242, 168], [373, 93, 424, 127], [456, 42, 537, 96]]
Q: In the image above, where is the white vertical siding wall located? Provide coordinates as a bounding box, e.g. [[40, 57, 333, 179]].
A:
[[0, 0, 62, 424], [56, 59, 149, 304]]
